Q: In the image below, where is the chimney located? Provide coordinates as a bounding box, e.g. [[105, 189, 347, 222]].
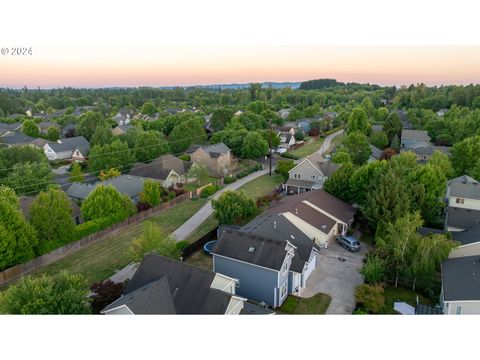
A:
[[273, 221, 277, 230]]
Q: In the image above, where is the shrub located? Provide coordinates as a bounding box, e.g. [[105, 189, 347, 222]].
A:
[[72, 217, 116, 240], [224, 175, 236, 184], [237, 171, 248, 178], [201, 184, 220, 198], [281, 152, 300, 160], [136, 202, 152, 212], [354, 284, 385, 314], [178, 154, 191, 161], [360, 254, 385, 284], [167, 191, 177, 200], [275, 159, 295, 177], [176, 240, 190, 252], [90, 280, 124, 314]]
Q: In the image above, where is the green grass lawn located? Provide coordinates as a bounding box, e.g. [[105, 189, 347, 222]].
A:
[[279, 294, 332, 314], [239, 174, 284, 199], [183, 177, 219, 192], [288, 136, 324, 158], [27, 199, 208, 285], [325, 133, 346, 154], [380, 286, 433, 314], [184, 214, 219, 244]]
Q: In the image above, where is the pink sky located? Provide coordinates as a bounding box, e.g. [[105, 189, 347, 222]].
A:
[[1, 46, 480, 88]]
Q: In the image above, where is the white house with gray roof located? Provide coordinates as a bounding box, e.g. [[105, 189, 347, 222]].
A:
[[43, 136, 90, 161], [400, 129, 431, 149]]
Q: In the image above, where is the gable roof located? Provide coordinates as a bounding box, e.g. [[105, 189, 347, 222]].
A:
[[241, 213, 319, 273], [448, 175, 479, 187], [66, 175, 145, 200], [129, 154, 187, 180], [115, 254, 233, 314], [186, 142, 230, 157], [369, 144, 383, 160], [450, 224, 480, 246], [0, 132, 37, 146], [448, 180, 480, 200], [307, 153, 339, 177], [19, 194, 81, 219], [268, 189, 356, 225], [446, 207, 480, 230], [401, 129, 430, 141], [48, 136, 90, 155], [395, 109, 412, 129], [442, 255, 480, 301], [0, 122, 22, 131], [213, 229, 291, 271], [401, 145, 451, 156]]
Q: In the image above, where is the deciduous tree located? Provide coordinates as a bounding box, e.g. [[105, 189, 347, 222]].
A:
[[212, 190, 256, 224]]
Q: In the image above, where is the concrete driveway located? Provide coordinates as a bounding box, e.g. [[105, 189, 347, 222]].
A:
[[299, 237, 370, 314]]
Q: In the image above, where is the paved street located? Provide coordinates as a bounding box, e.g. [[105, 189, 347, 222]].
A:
[[173, 167, 273, 241], [299, 235, 370, 314]]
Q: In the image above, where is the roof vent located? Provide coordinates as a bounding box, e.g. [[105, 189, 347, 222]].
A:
[[273, 221, 277, 229], [295, 208, 298, 215], [248, 246, 255, 253], [290, 235, 295, 240], [321, 225, 327, 230]]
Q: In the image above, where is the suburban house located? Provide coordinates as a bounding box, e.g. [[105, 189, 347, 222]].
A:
[[43, 136, 90, 161], [0, 122, 23, 134], [445, 175, 480, 232], [187, 142, 232, 176], [369, 144, 383, 162], [0, 132, 45, 148], [395, 109, 413, 129], [102, 254, 246, 315], [19, 194, 83, 225], [278, 131, 296, 149], [129, 154, 189, 188], [284, 152, 339, 193], [111, 125, 133, 136], [449, 224, 480, 258], [267, 189, 356, 247], [37, 121, 61, 134], [212, 229, 296, 308], [440, 256, 480, 314], [400, 145, 451, 163], [400, 129, 431, 150], [66, 175, 146, 203], [241, 213, 320, 296], [112, 110, 133, 126]]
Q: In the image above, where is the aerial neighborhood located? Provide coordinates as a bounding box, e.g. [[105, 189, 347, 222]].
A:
[[1, 80, 480, 315]]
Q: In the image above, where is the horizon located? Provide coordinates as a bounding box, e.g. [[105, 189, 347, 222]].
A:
[[2, 46, 480, 89]]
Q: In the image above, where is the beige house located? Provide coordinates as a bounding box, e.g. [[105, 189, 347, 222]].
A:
[[187, 143, 232, 177], [129, 154, 189, 188], [267, 189, 356, 247], [285, 153, 339, 194]]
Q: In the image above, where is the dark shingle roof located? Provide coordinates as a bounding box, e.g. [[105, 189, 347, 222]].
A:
[[19, 194, 81, 219], [0, 122, 22, 131], [448, 175, 479, 187], [129, 154, 187, 180], [213, 229, 290, 271], [418, 227, 445, 236], [241, 213, 319, 273], [442, 255, 480, 301], [102, 276, 176, 314], [119, 254, 232, 314], [451, 224, 480, 246], [0, 132, 36, 146], [48, 136, 90, 155], [66, 175, 145, 200], [404, 145, 451, 156], [446, 207, 480, 230], [187, 142, 230, 157], [401, 129, 430, 141], [268, 189, 356, 225], [448, 181, 480, 200], [369, 144, 383, 159]]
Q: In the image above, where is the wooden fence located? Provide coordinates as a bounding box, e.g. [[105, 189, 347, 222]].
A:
[[0, 192, 192, 285], [181, 227, 219, 260]]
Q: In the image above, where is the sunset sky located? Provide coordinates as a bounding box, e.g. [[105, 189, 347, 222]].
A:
[[1, 46, 480, 88]]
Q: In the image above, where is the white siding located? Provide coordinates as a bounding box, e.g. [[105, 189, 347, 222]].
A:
[[444, 300, 480, 314], [448, 197, 480, 211], [288, 159, 324, 183]]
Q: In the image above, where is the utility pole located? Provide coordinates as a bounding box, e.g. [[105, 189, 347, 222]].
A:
[[269, 119, 272, 176]]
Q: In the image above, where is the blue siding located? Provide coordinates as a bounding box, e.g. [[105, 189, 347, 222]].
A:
[[213, 255, 280, 307]]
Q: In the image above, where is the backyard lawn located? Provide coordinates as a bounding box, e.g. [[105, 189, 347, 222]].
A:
[[288, 136, 324, 158], [238, 174, 284, 199], [279, 294, 332, 314], [380, 286, 434, 314], [27, 199, 208, 285], [185, 251, 213, 270]]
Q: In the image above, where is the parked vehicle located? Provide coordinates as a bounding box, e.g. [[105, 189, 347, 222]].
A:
[[336, 235, 360, 252]]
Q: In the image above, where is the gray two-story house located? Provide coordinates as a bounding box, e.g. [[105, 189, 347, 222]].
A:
[[212, 229, 296, 308]]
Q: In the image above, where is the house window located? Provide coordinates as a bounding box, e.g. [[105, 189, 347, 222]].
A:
[[456, 198, 465, 204], [455, 306, 462, 315], [296, 174, 300, 179], [311, 175, 315, 180], [282, 261, 288, 275]]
